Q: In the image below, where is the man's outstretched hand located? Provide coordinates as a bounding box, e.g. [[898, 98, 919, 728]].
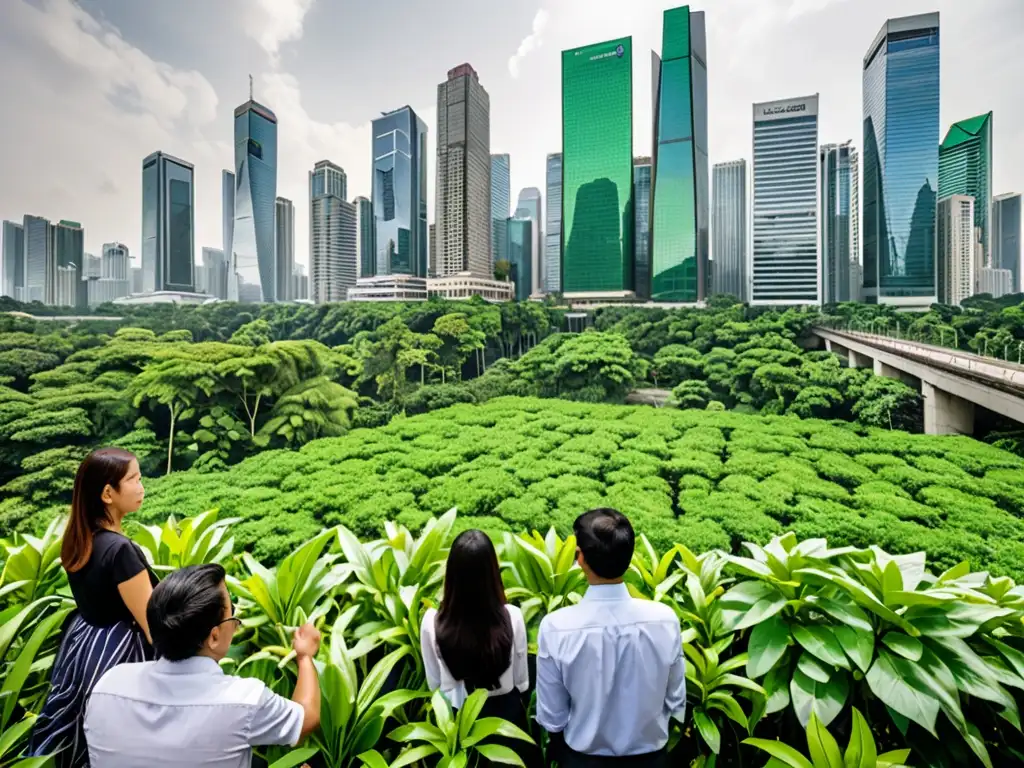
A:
[[292, 623, 321, 660]]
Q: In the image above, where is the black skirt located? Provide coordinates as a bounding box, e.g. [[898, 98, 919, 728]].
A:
[[27, 611, 151, 768]]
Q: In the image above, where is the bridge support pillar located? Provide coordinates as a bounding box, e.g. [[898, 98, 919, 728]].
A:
[[922, 381, 975, 436], [873, 359, 919, 388], [848, 349, 872, 369]]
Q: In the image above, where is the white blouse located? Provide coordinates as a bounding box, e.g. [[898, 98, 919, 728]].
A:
[[420, 604, 529, 709]]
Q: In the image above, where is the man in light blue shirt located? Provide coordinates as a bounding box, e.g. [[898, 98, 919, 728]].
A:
[[84, 564, 321, 767], [536, 508, 686, 767]]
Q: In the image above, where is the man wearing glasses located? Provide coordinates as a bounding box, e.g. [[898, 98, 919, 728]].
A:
[[84, 564, 321, 766]]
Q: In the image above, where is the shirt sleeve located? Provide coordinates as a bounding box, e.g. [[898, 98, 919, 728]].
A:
[[248, 686, 306, 747], [106, 537, 147, 585], [534, 615, 570, 733], [511, 608, 529, 693], [665, 620, 687, 721], [420, 611, 442, 692]]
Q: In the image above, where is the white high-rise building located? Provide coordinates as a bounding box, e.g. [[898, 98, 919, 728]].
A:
[[436, 63, 491, 278], [515, 187, 543, 295], [309, 160, 356, 304], [751, 95, 820, 305], [820, 142, 857, 304], [711, 160, 747, 301], [937, 195, 976, 306], [979, 266, 1013, 299], [544, 153, 563, 293], [849, 147, 861, 300], [275, 197, 295, 301]]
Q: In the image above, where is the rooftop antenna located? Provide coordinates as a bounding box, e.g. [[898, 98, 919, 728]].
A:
[[249, 74, 253, 101]]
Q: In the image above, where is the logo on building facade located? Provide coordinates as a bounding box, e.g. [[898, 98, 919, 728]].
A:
[[762, 103, 807, 116], [616, 44, 624, 57]]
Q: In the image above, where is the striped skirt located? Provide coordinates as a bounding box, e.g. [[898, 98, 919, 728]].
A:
[[27, 612, 150, 768]]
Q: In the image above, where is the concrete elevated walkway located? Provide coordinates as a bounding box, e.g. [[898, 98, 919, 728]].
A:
[[813, 327, 1024, 435]]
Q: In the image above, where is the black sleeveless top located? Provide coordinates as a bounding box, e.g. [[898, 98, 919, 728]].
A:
[[66, 530, 158, 627]]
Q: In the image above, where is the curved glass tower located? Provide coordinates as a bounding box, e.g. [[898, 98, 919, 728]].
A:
[[561, 37, 633, 297], [230, 98, 278, 302], [373, 106, 428, 277], [862, 13, 940, 306]]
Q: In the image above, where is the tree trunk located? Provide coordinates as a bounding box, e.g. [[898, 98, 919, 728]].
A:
[[249, 393, 262, 436]]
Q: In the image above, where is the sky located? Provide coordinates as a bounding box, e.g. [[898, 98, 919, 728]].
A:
[[0, 0, 1021, 270]]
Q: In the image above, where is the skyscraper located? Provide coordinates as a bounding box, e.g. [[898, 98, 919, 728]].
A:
[[937, 195, 976, 307], [515, 187, 543, 294], [275, 197, 295, 301], [436, 64, 491, 278], [491, 154, 511, 269], [752, 95, 820, 305], [979, 266, 1013, 299], [711, 159, 747, 301], [50, 220, 86, 308], [22, 215, 49, 303], [2, 220, 24, 299], [820, 142, 856, 304], [88, 243, 132, 306], [507, 218, 533, 302], [373, 106, 428, 277], [992, 193, 1021, 291], [850, 148, 861, 300], [200, 247, 229, 300], [429, 223, 437, 277], [562, 37, 633, 296], [939, 112, 993, 263], [141, 151, 195, 295], [309, 160, 357, 304], [291, 263, 310, 301], [651, 5, 709, 302], [544, 153, 563, 293], [863, 13, 940, 306], [633, 158, 652, 299], [222, 170, 234, 260], [355, 196, 376, 277], [230, 92, 278, 302]]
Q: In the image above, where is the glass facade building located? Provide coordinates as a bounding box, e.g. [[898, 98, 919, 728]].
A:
[[562, 37, 633, 296], [650, 6, 708, 302], [49, 220, 86, 308], [230, 98, 278, 302], [820, 142, 856, 304], [354, 196, 376, 278], [938, 112, 992, 263], [310, 160, 357, 304], [491, 154, 511, 270], [22, 215, 50, 303], [373, 106, 428, 277], [544, 153, 562, 293], [141, 151, 194, 295], [711, 159, 747, 301], [275, 197, 295, 301], [752, 95, 820, 305], [507, 218, 533, 301], [633, 159, 652, 299], [222, 170, 234, 260], [515, 188, 542, 294], [992, 193, 1022, 292], [2, 220, 24, 299], [863, 13, 940, 305]]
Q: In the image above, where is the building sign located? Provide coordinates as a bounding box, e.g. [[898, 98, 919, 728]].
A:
[[754, 95, 819, 122]]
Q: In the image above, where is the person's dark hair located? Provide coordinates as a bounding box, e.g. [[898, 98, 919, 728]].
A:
[[435, 530, 512, 691], [147, 564, 228, 661], [61, 448, 137, 573], [574, 508, 635, 579]]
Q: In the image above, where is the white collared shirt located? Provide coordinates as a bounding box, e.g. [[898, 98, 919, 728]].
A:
[[535, 582, 687, 757], [420, 604, 529, 709], [84, 656, 304, 767]]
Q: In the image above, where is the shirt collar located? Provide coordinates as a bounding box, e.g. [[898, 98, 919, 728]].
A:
[[154, 656, 225, 676], [582, 582, 631, 602]]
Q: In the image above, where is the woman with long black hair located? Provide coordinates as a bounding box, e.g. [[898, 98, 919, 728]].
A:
[[421, 529, 539, 767], [28, 448, 157, 767]]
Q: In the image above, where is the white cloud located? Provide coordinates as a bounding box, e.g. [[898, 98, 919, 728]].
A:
[[243, 0, 317, 65], [508, 9, 550, 79]]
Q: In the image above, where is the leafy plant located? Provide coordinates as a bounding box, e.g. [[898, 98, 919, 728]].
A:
[[132, 508, 238, 574]]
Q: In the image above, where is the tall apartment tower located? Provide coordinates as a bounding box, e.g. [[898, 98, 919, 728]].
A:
[[491, 154, 511, 270], [354, 196, 376, 277], [230, 90, 278, 302], [275, 197, 295, 301], [22, 215, 50, 303], [633, 158, 652, 299], [820, 142, 857, 304], [372, 106, 428, 277], [49, 220, 86, 308], [992, 193, 1022, 292], [141, 151, 195, 294], [561, 37, 633, 297], [2, 220, 24, 299], [435, 64, 491, 278], [651, 5, 709, 302], [937, 195, 976, 306], [711, 160, 747, 301], [544, 153, 563, 293], [939, 112, 993, 264], [515, 187, 543, 294], [309, 160, 356, 304], [863, 13, 940, 306], [751, 95, 820, 305], [200, 247, 229, 300]]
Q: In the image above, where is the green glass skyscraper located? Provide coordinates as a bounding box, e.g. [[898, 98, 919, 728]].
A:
[[651, 6, 708, 302], [939, 112, 993, 262], [561, 37, 633, 296]]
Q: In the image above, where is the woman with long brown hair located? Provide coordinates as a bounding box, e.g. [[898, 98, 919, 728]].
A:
[[420, 529, 539, 767], [27, 448, 157, 767]]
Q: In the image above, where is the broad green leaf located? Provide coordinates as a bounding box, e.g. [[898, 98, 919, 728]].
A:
[[474, 744, 527, 767], [268, 747, 319, 768], [790, 667, 848, 727], [881, 633, 923, 662], [806, 711, 844, 768], [741, 738, 814, 768], [693, 708, 721, 754], [747, 614, 790, 679], [797, 652, 833, 684], [804, 596, 873, 634], [356, 750, 390, 768], [864, 650, 939, 736], [764, 663, 791, 715], [833, 625, 874, 673], [792, 625, 848, 670], [464, 717, 533, 747], [842, 708, 877, 768]]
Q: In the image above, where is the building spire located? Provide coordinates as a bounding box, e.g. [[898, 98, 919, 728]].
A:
[[249, 74, 253, 101]]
